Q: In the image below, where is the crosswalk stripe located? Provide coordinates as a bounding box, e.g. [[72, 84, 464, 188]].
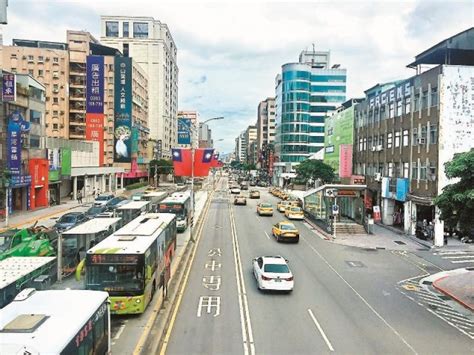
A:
[[441, 255, 474, 259], [451, 259, 474, 264], [436, 310, 474, 324], [434, 251, 471, 255]]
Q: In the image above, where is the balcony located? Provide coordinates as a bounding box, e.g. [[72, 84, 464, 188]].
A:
[[70, 80, 85, 88]]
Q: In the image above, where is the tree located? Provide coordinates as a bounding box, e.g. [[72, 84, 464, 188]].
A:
[[242, 163, 256, 171], [295, 159, 335, 184], [150, 159, 173, 186], [434, 149, 474, 233], [230, 161, 242, 169]]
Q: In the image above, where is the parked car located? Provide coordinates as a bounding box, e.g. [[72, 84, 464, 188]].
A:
[[234, 195, 247, 205], [253, 255, 294, 292], [55, 212, 88, 232], [94, 194, 114, 206], [85, 205, 108, 219]]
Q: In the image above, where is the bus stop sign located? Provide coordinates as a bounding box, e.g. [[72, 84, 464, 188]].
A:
[[332, 204, 339, 215]]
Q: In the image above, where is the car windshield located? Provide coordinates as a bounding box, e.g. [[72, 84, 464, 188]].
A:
[[87, 207, 104, 215], [0, 234, 13, 252], [264, 263, 290, 273], [291, 208, 301, 212], [59, 215, 76, 223], [261, 204, 272, 208], [281, 224, 296, 230], [96, 195, 111, 201]]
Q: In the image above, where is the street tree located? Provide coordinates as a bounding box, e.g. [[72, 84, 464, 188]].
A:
[[434, 148, 474, 233], [295, 159, 335, 184], [150, 159, 173, 186]]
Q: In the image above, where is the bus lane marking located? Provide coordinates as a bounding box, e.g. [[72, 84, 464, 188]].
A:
[[264, 231, 271, 240], [197, 296, 221, 317], [205, 260, 222, 271], [308, 309, 334, 352], [202, 275, 222, 290]]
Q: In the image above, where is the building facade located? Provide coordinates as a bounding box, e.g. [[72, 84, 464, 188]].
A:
[[100, 16, 178, 159], [198, 122, 213, 148], [1, 39, 69, 138], [245, 125, 257, 164], [234, 131, 247, 163], [273, 49, 347, 186], [256, 97, 276, 170], [353, 28, 474, 245]]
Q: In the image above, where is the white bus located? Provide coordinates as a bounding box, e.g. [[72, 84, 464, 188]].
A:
[[0, 288, 110, 354], [83, 213, 176, 314], [158, 191, 192, 232], [115, 200, 151, 225]]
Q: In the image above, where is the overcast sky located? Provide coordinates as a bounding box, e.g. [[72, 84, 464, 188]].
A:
[[3, 0, 473, 153]]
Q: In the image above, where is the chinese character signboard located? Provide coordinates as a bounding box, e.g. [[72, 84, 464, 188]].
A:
[[339, 144, 353, 178], [2, 72, 16, 102], [114, 57, 132, 163], [7, 119, 21, 174], [86, 56, 105, 165], [177, 118, 192, 145]]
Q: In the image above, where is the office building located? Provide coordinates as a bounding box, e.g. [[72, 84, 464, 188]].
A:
[[245, 125, 257, 164], [198, 122, 213, 148], [234, 131, 247, 162], [273, 48, 347, 186], [100, 16, 178, 159]]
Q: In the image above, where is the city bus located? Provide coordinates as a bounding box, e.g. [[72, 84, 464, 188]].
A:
[[0, 256, 56, 308], [0, 288, 110, 354], [115, 200, 151, 225], [157, 190, 192, 232], [60, 218, 122, 277], [83, 213, 177, 314]]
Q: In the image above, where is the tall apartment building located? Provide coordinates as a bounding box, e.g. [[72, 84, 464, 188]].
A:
[[273, 49, 346, 185], [245, 125, 257, 164], [178, 110, 199, 148], [353, 28, 474, 246], [198, 122, 213, 148], [0, 39, 69, 138], [100, 16, 178, 159], [256, 97, 276, 170], [234, 131, 247, 162]]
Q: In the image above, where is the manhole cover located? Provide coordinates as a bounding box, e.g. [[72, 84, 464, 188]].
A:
[[394, 240, 406, 245], [422, 280, 433, 285], [345, 261, 366, 268], [402, 284, 418, 291]]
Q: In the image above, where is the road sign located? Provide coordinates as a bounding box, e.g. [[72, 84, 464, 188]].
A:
[[325, 188, 337, 197], [332, 204, 339, 215]]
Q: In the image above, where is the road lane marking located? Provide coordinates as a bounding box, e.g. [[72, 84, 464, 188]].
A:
[[302, 235, 418, 354], [230, 204, 255, 355], [264, 231, 271, 240], [113, 321, 127, 340], [308, 309, 334, 352]]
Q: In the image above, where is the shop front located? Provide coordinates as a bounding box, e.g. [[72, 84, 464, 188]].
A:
[[8, 175, 32, 213], [381, 177, 409, 232], [29, 158, 49, 210]]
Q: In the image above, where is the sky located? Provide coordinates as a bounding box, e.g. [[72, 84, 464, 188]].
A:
[[3, 0, 473, 153]]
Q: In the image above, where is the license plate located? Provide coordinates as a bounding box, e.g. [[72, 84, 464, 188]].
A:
[[275, 278, 282, 282]]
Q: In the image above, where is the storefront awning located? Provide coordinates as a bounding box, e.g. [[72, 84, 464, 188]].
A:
[[407, 194, 434, 206]]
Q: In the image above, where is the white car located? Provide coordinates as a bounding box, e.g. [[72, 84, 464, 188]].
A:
[[252, 256, 294, 292], [230, 187, 241, 194]]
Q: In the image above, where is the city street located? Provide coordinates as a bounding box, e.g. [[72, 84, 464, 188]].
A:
[[164, 179, 473, 355]]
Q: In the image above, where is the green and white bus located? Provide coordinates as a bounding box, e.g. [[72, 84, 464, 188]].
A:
[[0, 288, 110, 354], [84, 213, 176, 314], [158, 190, 192, 232]]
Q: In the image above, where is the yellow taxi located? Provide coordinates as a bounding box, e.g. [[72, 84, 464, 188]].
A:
[[272, 221, 300, 243], [284, 206, 304, 220], [249, 190, 260, 199], [277, 200, 292, 212], [257, 202, 274, 216]]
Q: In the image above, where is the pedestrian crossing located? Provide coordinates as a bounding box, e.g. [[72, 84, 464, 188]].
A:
[[432, 250, 474, 264], [398, 277, 474, 339]]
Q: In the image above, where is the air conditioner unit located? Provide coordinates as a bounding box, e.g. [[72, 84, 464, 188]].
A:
[[371, 146, 376, 152], [374, 173, 382, 182], [418, 138, 426, 144], [376, 145, 383, 151]]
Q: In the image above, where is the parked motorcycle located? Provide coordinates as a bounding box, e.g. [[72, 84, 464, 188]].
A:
[[415, 223, 434, 241]]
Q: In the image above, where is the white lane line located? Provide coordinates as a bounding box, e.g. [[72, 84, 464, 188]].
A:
[[308, 309, 334, 352], [264, 231, 271, 240], [302, 236, 418, 354], [451, 260, 474, 264], [436, 310, 474, 323], [113, 322, 127, 340], [425, 308, 474, 340], [441, 255, 474, 259]]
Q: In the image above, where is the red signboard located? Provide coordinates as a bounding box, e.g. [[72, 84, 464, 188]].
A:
[[29, 158, 49, 210], [86, 113, 104, 166], [339, 144, 353, 178]]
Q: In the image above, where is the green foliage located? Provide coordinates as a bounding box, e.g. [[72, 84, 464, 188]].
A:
[[242, 163, 256, 171], [150, 159, 173, 175], [230, 161, 242, 169], [434, 149, 474, 232], [295, 159, 335, 184], [125, 182, 148, 191]]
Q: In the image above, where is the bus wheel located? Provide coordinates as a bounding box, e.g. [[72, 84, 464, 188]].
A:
[[151, 282, 156, 300]]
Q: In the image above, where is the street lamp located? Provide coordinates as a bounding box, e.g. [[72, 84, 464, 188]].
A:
[[189, 116, 224, 243]]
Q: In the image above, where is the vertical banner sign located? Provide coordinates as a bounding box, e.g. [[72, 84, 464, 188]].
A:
[[177, 118, 192, 145], [7, 118, 21, 175], [2, 73, 16, 102], [114, 57, 132, 163], [86, 56, 105, 165], [339, 144, 353, 178]]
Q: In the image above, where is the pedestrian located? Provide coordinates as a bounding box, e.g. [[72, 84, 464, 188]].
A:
[[77, 191, 83, 204]]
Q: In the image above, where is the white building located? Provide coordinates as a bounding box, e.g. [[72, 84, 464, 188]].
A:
[[100, 16, 178, 159]]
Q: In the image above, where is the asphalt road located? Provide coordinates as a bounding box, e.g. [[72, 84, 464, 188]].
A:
[[163, 178, 473, 355]]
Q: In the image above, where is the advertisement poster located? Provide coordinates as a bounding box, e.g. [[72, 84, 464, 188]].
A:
[[2, 72, 16, 102], [114, 57, 132, 163], [7, 111, 30, 175], [177, 118, 192, 145], [373, 205, 381, 221], [86, 56, 105, 165]]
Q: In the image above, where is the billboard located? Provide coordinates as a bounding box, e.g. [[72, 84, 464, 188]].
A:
[[114, 57, 132, 163], [177, 117, 192, 145], [7, 111, 30, 175], [2, 72, 16, 102], [86, 55, 105, 165], [339, 144, 353, 178]]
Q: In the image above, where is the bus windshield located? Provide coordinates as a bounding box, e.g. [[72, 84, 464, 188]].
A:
[[0, 234, 13, 253], [158, 203, 184, 216], [86, 264, 144, 295]]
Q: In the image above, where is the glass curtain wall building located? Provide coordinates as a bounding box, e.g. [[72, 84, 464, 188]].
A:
[[273, 50, 346, 186]]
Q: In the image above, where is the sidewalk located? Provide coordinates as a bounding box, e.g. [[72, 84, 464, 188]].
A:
[[428, 269, 474, 312]]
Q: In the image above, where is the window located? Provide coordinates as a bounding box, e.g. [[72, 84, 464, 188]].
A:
[[53, 84, 59, 91], [396, 100, 402, 116], [414, 94, 420, 111], [53, 57, 59, 63], [38, 69, 44, 76], [53, 97, 59, 104], [53, 110, 59, 116], [389, 103, 395, 118], [368, 137, 372, 150], [30, 110, 41, 124], [106, 21, 119, 37], [379, 134, 384, 147], [430, 125, 437, 144], [395, 163, 401, 177], [403, 130, 409, 146], [38, 55, 44, 62], [429, 164, 436, 181], [412, 128, 418, 146], [420, 162, 427, 180], [403, 163, 409, 178], [363, 138, 367, 151], [359, 138, 363, 152], [133, 22, 149, 38], [28, 55, 34, 61], [412, 162, 418, 179], [421, 126, 427, 140], [431, 88, 438, 107], [28, 69, 34, 76], [405, 97, 411, 114], [53, 123, 59, 130], [387, 133, 393, 148], [123, 22, 129, 37], [388, 162, 393, 177], [123, 43, 129, 57], [421, 91, 428, 109], [30, 135, 41, 148], [395, 131, 400, 147]]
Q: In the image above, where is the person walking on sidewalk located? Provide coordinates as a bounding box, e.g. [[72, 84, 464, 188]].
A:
[[77, 191, 83, 204]]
